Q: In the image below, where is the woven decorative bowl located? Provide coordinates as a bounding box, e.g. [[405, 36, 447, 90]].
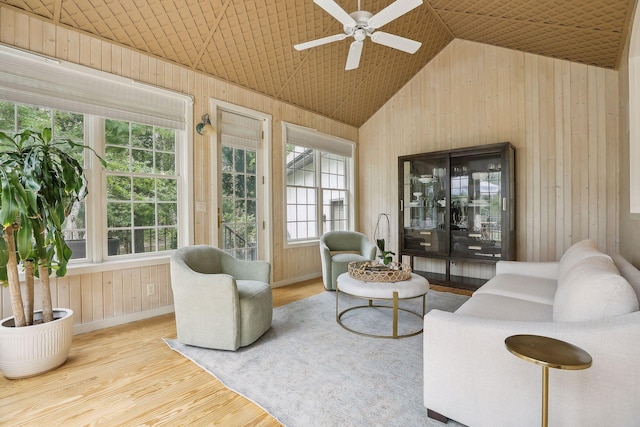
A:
[[348, 261, 412, 283]]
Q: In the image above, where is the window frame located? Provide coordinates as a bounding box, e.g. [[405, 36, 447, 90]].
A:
[[282, 123, 355, 247], [100, 119, 185, 259], [0, 47, 193, 270]]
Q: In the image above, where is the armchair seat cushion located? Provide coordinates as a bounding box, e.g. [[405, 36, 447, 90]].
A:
[[330, 254, 372, 291], [331, 253, 370, 263]]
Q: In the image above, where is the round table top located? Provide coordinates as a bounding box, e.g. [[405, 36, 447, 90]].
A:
[[336, 272, 429, 299], [505, 334, 592, 370]]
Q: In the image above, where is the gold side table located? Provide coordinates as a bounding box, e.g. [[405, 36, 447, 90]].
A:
[[505, 334, 592, 427]]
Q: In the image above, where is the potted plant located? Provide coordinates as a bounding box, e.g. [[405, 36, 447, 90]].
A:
[[376, 239, 395, 265], [0, 128, 104, 379]]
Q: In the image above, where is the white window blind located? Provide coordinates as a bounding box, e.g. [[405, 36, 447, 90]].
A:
[[283, 122, 354, 157], [0, 44, 190, 130], [219, 109, 262, 149]]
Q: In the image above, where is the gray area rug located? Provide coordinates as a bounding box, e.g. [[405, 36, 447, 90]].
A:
[[165, 289, 469, 427]]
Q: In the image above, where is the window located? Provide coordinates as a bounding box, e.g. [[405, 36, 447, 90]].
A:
[[0, 101, 184, 260], [0, 45, 191, 262], [105, 119, 179, 255], [283, 123, 354, 243], [221, 144, 257, 259]]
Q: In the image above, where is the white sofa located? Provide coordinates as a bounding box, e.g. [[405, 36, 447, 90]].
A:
[[423, 240, 640, 427]]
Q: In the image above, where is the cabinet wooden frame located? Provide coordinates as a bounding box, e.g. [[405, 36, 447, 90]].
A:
[[398, 142, 516, 290]]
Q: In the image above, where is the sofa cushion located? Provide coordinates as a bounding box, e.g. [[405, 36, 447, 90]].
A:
[[455, 293, 553, 321], [557, 239, 612, 282], [474, 273, 557, 305], [554, 257, 639, 322]]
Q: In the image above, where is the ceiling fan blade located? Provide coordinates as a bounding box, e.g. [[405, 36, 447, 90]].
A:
[[370, 31, 422, 54], [314, 0, 357, 27], [345, 40, 364, 70], [368, 0, 423, 30], [294, 33, 348, 51]]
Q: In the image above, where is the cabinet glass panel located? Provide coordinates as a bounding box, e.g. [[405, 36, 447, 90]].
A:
[[402, 157, 447, 255], [450, 154, 503, 259]]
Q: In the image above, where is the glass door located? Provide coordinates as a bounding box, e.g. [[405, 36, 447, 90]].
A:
[[401, 155, 448, 256], [450, 153, 503, 259], [217, 109, 264, 261]]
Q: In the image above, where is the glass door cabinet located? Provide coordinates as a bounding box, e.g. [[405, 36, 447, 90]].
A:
[[398, 142, 515, 290]]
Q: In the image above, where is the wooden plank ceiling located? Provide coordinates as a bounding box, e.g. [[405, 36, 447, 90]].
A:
[[1, 0, 636, 127]]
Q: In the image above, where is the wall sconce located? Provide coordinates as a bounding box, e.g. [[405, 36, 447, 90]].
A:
[[196, 113, 216, 136]]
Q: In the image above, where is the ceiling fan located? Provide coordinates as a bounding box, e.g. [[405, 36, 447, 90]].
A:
[[294, 0, 423, 71]]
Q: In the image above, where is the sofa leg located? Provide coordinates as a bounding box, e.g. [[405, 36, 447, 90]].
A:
[[427, 409, 449, 423]]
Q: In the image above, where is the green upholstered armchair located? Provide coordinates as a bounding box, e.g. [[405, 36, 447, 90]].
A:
[[319, 231, 377, 290], [170, 245, 272, 351]]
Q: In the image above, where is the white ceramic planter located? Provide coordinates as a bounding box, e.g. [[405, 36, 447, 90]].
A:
[[0, 308, 74, 379]]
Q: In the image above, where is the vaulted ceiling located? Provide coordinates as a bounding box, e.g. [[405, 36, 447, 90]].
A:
[[1, 0, 636, 127]]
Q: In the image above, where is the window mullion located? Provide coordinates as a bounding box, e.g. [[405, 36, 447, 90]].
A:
[[88, 116, 106, 261], [315, 150, 323, 238]]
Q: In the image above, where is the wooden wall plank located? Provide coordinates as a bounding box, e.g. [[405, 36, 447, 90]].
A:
[[56, 277, 70, 310], [122, 269, 133, 315], [102, 270, 114, 319], [131, 268, 141, 313], [69, 275, 82, 324], [81, 274, 93, 323], [28, 16, 43, 53], [112, 269, 124, 317], [605, 71, 620, 256], [91, 272, 103, 321], [539, 56, 556, 260]]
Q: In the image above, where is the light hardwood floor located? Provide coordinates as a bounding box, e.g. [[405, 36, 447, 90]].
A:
[[0, 278, 470, 426], [0, 279, 324, 427]]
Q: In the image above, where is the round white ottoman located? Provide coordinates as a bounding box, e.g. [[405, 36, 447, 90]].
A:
[[335, 272, 429, 338]]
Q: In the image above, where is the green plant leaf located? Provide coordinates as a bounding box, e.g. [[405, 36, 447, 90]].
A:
[[0, 177, 18, 228], [0, 234, 9, 267], [41, 127, 52, 143], [16, 215, 34, 261], [0, 265, 7, 286]]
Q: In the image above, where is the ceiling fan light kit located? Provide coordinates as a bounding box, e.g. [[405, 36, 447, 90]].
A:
[[294, 0, 423, 70]]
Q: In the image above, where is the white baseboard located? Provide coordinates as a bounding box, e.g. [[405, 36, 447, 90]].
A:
[[73, 305, 175, 335], [272, 272, 322, 288]]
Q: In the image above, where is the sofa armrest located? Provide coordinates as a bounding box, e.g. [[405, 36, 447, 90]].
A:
[[423, 310, 640, 427], [495, 260, 559, 279]]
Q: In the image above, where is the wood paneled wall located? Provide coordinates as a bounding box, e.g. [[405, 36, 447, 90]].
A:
[[0, 7, 358, 328], [359, 39, 620, 270]]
